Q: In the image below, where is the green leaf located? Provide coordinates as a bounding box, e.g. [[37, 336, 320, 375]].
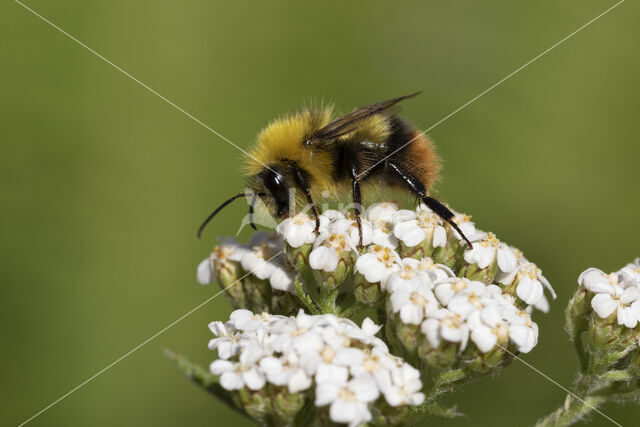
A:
[[165, 350, 251, 422]]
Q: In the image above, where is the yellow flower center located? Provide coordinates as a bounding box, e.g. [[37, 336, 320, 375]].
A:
[[372, 245, 396, 267], [480, 232, 500, 248], [290, 327, 308, 337], [338, 387, 356, 401], [518, 262, 540, 280], [214, 245, 235, 262], [417, 210, 441, 229], [443, 315, 463, 329], [320, 345, 336, 363], [252, 312, 271, 322], [362, 355, 380, 372], [512, 248, 524, 260], [493, 322, 509, 341], [519, 310, 533, 327], [373, 220, 392, 233], [327, 233, 348, 251], [419, 258, 437, 271], [410, 291, 429, 307], [453, 280, 467, 292], [468, 293, 483, 309], [293, 213, 311, 225]]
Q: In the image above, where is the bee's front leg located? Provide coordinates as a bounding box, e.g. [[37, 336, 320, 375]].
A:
[[347, 156, 364, 249], [291, 164, 320, 233]]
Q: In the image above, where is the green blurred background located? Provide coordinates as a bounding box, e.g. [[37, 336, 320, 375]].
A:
[[2, 1, 638, 425]]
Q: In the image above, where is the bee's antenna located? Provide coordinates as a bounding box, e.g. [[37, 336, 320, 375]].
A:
[[197, 193, 252, 239], [248, 193, 266, 231]]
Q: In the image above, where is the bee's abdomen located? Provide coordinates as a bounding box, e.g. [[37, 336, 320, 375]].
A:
[[382, 116, 440, 190]]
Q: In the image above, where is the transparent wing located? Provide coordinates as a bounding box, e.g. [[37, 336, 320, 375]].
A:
[[305, 92, 420, 147]]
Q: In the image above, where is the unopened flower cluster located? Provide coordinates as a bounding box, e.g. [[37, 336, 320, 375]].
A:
[[209, 309, 424, 426], [578, 259, 640, 328], [567, 259, 640, 369]]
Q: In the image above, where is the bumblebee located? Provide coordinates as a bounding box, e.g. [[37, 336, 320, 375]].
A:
[[198, 93, 472, 247]]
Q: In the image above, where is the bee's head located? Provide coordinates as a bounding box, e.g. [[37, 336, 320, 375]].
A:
[[258, 167, 291, 218]]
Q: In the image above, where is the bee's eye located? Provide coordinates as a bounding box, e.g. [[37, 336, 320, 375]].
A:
[[263, 170, 290, 216]]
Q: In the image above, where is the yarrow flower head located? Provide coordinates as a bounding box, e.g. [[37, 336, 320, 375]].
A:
[[562, 259, 640, 411], [387, 272, 542, 383], [207, 309, 425, 426], [187, 201, 557, 425], [578, 266, 640, 329], [197, 233, 300, 314]]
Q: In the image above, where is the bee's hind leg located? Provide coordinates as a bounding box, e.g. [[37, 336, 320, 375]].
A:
[[387, 160, 473, 249], [422, 196, 473, 248]]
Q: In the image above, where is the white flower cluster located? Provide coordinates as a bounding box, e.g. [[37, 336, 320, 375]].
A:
[[277, 203, 475, 269], [278, 203, 552, 301], [199, 203, 555, 313], [466, 233, 556, 309], [198, 232, 295, 292], [209, 309, 425, 427], [579, 258, 640, 328], [376, 255, 539, 353]]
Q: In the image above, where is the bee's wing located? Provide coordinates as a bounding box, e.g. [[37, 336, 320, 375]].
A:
[[305, 92, 420, 147]]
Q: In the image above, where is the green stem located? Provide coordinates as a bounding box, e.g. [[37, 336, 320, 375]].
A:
[[599, 369, 634, 383], [535, 393, 608, 427], [569, 332, 588, 374], [535, 370, 621, 427]]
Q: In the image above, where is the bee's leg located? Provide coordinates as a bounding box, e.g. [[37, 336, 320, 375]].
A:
[[248, 193, 259, 230], [351, 178, 364, 248], [348, 156, 364, 248], [422, 196, 473, 248], [291, 164, 320, 232], [387, 161, 473, 248]]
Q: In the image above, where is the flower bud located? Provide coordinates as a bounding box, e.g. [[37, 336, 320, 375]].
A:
[[286, 243, 313, 272], [241, 277, 272, 314], [270, 290, 300, 317], [459, 259, 499, 285], [458, 328, 512, 378], [565, 287, 590, 339], [354, 274, 384, 307], [417, 336, 459, 372], [431, 236, 462, 269], [208, 240, 251, 308], [271, 386, 306, 422], [587, 314, 639, 355], [234, 388, 272, 422]]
